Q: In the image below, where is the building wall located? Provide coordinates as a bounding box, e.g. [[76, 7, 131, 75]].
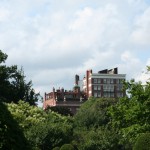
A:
[[86, 70, 92, 98], [43, 87, 87, 114], [84, 68, 126, 99], [91, 78, 125, 98]]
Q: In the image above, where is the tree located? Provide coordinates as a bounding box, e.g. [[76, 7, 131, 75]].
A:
[[72, 126, 120, 150], [0, 50, 7, 63], [0, 102, 31, 150], [0, 50, 18, 102], [74, 97, 117, 129], [0, 50, 39, 105], [109, 67, 150, 149], [60, 144, 74, 150], [46, 106, 73, 116], [52, 147, 60, 150], [133, 133, 150, 150], [7, 101, 73, 150], [73, 97, 119, 150]]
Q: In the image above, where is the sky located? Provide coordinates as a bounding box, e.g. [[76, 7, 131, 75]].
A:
[[0, 0, 150, 98]]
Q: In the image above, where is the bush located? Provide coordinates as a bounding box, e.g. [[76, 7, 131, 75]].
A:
[[52, 147, 60, 150], [0, 102, 30, 150], [133, 133, 150, 150], [60, 144, 74, 150]]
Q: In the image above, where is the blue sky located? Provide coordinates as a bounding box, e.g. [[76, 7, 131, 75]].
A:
[[0, 0, 150, 97]]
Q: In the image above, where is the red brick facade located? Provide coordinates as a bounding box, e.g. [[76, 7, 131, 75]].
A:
[[43, 87, 87, 114]]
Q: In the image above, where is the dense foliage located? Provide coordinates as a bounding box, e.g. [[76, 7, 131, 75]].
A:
[[74, 97, 117, 128], [46, 106, 73, 116], [73, 97, 120, 150], [0, 102, 30, 150], [109, 75, 150, 149], [60, 144, 74, 150], [133, 133, 150, 150], [6, 101, 73, 150]]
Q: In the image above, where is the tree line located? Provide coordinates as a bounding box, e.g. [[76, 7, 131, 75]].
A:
[[0, 50, 39, 105], [1, 50, 150, 150]]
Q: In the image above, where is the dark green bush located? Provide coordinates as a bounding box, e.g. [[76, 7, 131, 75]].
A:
[[133, 133, 150, 150], [60, 144, 74, 150], [52, 147, 60, 150], [0, 102, 30, 150]]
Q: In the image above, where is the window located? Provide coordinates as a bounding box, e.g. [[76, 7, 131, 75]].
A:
[[107, 93, 110, 97], [94, 78, 97, 83], [107, 79, 110, 84], [117, 84, 123, 91], [111, 93, 114, 97], [103, 92, 114, 98], [117, 92, 123, 97], [103, 85, 107, 91], [110, 79, 114, 84], [94, 85, 97, 90], [98, 85, 101, 90], [103, 92, 107, 97], [116, 79, 124, 84], [94, 92, 97, 97], [98, 79, 101, 83], [103, 79, 107, 83], [110, 85, 114, 92], [103, 85, 113, 91], [116, 79, 120, 84], [97, 92, 101, 97]]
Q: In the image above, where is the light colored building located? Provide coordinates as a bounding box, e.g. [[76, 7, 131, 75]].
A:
[[82, 68, 126, 98]]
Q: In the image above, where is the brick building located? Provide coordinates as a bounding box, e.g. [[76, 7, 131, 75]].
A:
[[43, 67, 126, 114], [82, 68, 126, 98], [43, 86, 87, 114]]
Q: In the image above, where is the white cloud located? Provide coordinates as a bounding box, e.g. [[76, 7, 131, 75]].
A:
[[117, 51, 143, 80], [0, 0, 150, 97], [134, 59, 150, 83], [0, 8, 10, 22], [131, 7, 150, 45]]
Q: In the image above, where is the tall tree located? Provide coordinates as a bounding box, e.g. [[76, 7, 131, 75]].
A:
[[0, 50, 39, 105], [109, 67, 150, 149], [73, 97, 119, 150]]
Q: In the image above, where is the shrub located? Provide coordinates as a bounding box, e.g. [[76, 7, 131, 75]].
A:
[[52, 147, 60, 150], [133, 133, 150, 150], [60, 144, 74, 150], [0, 102, 30, 150]]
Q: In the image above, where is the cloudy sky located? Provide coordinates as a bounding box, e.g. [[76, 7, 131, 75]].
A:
[[0, 0, 150, 97]]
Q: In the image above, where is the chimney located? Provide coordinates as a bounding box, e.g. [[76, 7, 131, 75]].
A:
[[75, 74, 79, 85], [114, 68, 118, 74]]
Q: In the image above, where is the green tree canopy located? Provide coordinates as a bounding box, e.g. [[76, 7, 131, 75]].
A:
[[73, 97, 119, 150], [74, 97, 117, 129], [46, 106, 73, 116], [133, 133, 150, 150], [60, 144, 74, 150], [0, 102, 30, 150], [6, 101, 73, 150], [109, 67, 150, 148]]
